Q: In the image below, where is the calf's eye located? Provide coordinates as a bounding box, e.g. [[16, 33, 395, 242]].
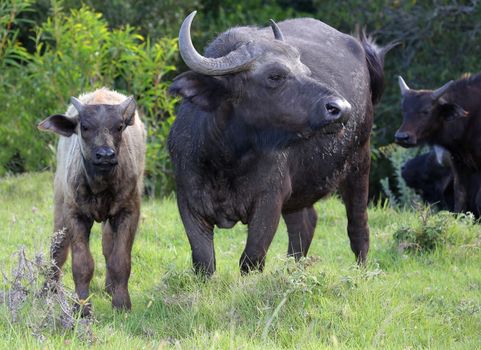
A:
[[118, 124, 124, 131], [81, 124, 88, 132]]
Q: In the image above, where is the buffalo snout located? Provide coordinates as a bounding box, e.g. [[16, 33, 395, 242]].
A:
[[310, 96, 351, 130], [394, 130, 417, 147], [325, 98, 351, 122], [93, 146, 117, 166]]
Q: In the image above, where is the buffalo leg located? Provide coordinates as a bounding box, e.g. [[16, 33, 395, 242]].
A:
[[283, 206, 317, 260], [70, 216, 94, 316], [451, 162, 469, 212], [48, 200, 70, 283], [340, 147, 370, 265], [102, 220, 114, 295], [106, 207, 139, 311], [240, 199, 283, 274], [179, 205, 216, 276]]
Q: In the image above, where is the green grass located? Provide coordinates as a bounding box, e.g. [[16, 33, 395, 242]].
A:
[[0, 172, 480, 349]]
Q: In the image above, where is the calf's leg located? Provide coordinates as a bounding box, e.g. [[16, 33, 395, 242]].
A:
[[70, 216, 94, 316], [102, 220, 114, 295], [106, 206, 139, 311], [283, 206, 317, 260], [48, 200, 70, 284]]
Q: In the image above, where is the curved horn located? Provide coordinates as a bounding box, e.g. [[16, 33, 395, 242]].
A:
[[398, 76, 410, 95], [431, 80, 454, 100], [269, 19, 285, 41], [70, 97, 84, 113], [179, 11, 257, 75]]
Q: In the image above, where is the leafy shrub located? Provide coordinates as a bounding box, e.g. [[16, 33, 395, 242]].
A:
[[379, 144, 423, 208], [3, 0, 481, 199], [0, 1, 178, 196], [393, 208, 478, 253]]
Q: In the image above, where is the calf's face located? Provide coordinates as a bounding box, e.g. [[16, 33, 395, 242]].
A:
[[38, 96, 136, 173]]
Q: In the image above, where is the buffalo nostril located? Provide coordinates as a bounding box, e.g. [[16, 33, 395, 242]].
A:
[[325, 98, 351, 120], [96, 147, 115, 160], [395, 132, 409, 141], [326, 103, 341, 116]]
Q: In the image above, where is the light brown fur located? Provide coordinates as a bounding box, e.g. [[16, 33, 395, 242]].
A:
[[47, 88, 146, 314]]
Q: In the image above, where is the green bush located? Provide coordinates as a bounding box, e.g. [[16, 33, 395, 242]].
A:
[[393, 208, 478, 253], [2, 0, 481, 199], [379, 144, 423, 208], [0, 1, 179, 196]]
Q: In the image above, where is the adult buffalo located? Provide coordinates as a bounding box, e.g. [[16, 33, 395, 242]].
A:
[[168, 11, 392, 275], [395, 74, 481, 213]]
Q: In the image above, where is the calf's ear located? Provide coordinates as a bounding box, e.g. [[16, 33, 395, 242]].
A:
[[38, 114, 78, 137], [120, 96, 136, 126], [439, 102, 469, 121], [169, 71, 228, 111]]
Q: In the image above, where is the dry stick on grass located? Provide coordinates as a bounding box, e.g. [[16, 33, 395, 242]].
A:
[[1, 241, 96, 344]]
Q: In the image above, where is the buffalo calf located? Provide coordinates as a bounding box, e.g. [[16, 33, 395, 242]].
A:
[[38, 88, 146, 314], [401, 147, 454, 210]]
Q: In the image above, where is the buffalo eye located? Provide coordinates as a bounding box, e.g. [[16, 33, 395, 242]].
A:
[[81, 124, 89, 132], [266, 72, 287, 88], [269, 74, 284, 81], [117, 123, 124, 131]]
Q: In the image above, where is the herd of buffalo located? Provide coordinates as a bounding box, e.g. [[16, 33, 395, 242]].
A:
[[36, 11, 481, 313]]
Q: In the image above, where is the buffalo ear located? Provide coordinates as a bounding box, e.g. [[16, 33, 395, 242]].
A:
[[120, 96, 136, 126], [38, 114, 78, 137], [439, 102, 468, 121], [169, 71, 228, 111]]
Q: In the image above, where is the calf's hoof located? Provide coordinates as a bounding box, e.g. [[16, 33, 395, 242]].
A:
[[73, 300, 92, 317], [112, 291, 131, 311]]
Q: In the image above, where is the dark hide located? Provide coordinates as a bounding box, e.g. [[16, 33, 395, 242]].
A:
[[395, 73, 481, 213], [401, 149, 454, 211], [169, 17, 392, 275]]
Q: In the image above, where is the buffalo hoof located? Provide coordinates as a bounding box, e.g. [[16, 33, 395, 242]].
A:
[[73, 300, 92, 318], [112, 290, 131, 311], [239, 253, 265, 275]]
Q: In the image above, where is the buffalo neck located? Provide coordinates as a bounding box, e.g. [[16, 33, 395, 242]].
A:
[[432, 117, 478, 170], [196, 106, 298, 169]]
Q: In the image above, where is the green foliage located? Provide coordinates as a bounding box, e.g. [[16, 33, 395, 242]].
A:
[[62, 0, 201, 39], [0, 0, 32, 69], [393, 207, 478, 253], [0, 1, 178, 195], [379, 144, 423, 208], [2, 0, 481, 198]]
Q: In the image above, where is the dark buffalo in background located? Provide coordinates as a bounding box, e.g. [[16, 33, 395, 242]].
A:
[[395, 73, 481, 215], [168, 11, 393, 275], [401, 146, 454, 211]]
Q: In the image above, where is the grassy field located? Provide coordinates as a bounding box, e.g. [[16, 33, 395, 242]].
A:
[[0, 172, 480, 349]]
